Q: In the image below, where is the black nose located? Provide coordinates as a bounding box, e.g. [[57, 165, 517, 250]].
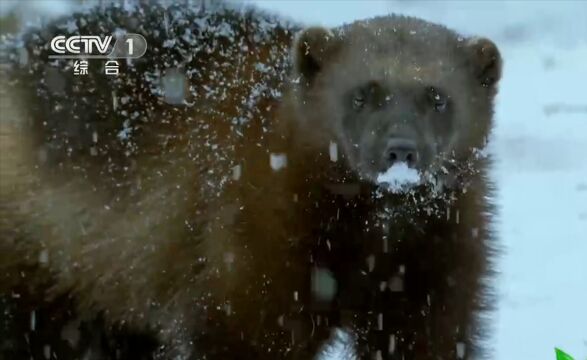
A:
[[386, 139, 418, 167]]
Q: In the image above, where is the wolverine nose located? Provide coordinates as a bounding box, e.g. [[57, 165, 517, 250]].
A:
[[386, 139, 418, 167]]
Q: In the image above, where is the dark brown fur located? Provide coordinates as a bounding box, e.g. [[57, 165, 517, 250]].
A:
[[0, 2, 501, 359]]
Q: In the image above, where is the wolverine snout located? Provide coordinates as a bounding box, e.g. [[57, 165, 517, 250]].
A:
[[385, 138, 419, 168]]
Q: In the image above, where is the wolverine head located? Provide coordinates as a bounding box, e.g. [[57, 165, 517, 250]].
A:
[[291, 16, 501, 187]]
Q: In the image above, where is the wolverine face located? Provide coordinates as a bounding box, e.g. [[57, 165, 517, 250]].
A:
[[292, 17, 501, 186], [338, 79, 456, 182]]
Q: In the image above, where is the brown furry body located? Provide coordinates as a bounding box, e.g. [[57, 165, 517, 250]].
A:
[[0, 2, 501, 359]]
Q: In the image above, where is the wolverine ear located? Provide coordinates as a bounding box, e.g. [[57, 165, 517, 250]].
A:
[[293, 27, 342, 85], [465, 37, 502, 88]]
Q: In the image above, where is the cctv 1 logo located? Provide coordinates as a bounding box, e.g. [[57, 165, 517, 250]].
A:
[[49, 33, 147, 59]]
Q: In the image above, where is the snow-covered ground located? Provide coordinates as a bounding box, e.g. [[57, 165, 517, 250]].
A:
[[2, 1, 585, 359], [251, 1, 587, 359]]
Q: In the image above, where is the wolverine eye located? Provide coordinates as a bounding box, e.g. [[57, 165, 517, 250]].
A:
[[428, 86, 448, 113], [352, 93, 366, 110], [434, 97, 447, 112], [351, 81, 387, 111]]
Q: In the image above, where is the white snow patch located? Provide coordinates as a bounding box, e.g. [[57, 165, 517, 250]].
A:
[[389, 334, 396, 354], [232, 164, 242, 181], [376, 163, 421, 192], [329, 141, 338, 162], [30, 311, 36, 331], [162, 38, 176, 48], [311, 267, 337, 301], [58, 19, 78, 33], [388, 275, 404, 292], [456, 342, 466, 359], [38, 249, 49, 265], [319, 328, 357, 360], [161, 69, 186, 105], [269, 153, 287, 171]]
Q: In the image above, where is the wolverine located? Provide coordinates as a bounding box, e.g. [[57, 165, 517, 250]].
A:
[[0, 1, 502, 359]]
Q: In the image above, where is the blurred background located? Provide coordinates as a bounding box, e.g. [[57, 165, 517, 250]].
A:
[[2, 1, 586, 359]]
